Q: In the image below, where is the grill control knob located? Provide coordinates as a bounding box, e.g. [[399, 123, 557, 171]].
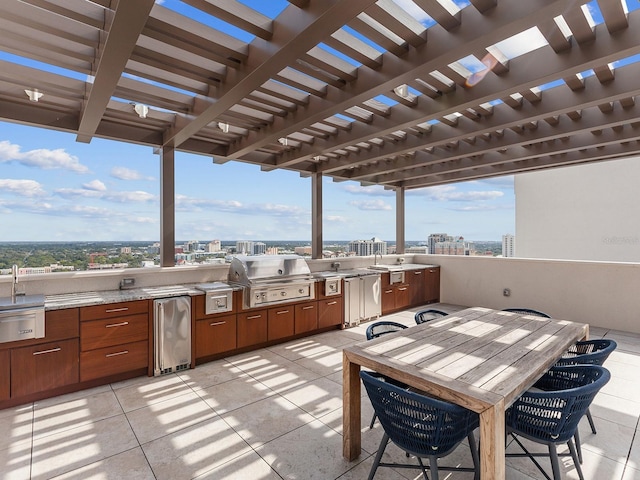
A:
[[298, 288, 305, 294], [281, 291, 287, 296]]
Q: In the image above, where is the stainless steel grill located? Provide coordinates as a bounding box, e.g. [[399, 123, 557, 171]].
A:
[[228, 255, 315, 309]]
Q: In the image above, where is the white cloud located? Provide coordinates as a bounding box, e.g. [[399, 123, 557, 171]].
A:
[[83, 179, 107, 191], [413, 185, 504, 202], [55, 186, 155, 203], [175, 194, 306, 216], [0, 179, 46, 197], [349, 199, 392, 211], [342, 184, 394, 196], [0, 141, 89, 173], [110, 166, 154, 181], [326, 215, 348, 223]]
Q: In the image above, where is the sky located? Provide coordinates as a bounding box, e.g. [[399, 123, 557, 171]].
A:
[[9, 0, 602, 243]]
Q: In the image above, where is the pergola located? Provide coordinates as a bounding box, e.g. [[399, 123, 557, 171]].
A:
[[1, 0, 639, 263]]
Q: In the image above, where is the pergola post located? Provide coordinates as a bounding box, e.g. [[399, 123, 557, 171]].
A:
[[396, 187, 405, 254], [160, 146, 175, 267], [312, 173, 323, 259]]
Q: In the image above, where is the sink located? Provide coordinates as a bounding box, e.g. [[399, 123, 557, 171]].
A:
[[368, 265, 402, 272], [0, 294, 45, 311]]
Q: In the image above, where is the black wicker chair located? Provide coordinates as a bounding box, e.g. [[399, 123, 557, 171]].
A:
[[555, 339, 617, 461], [414, 308, 448, 325], [364, 321, 408, 428], [506, 365, 610, 480], [361, 371, 480, 480], [501, 308, 551, 318], [365, 320, 408, 340]]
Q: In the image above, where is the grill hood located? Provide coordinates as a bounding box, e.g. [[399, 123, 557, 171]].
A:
[[228, 255, 312, 285]]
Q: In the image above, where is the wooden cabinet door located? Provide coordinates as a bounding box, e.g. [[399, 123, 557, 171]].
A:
[[0, 350, 9, 401], [294, 302, 318, 334], [195, 314, 237, 358], [424, 267, 441, 303], [395, 284, 411, 311], [11, 338, 79, 398], [318, 297, 343, 328], [268, 306, 294, 341], [408, 269, 425, 306], [237, 310, 268, 348], [381, 287, 396, 315]]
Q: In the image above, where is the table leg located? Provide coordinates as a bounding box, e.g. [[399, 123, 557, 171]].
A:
[[479, 399, 505, 480], [343, 351, 361, 461]]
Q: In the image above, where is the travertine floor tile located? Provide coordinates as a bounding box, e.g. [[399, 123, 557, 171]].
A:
[[50, 447, 155, 479]]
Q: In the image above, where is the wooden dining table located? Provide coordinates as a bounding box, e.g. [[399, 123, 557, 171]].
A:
[[342, 306, 589, 480]]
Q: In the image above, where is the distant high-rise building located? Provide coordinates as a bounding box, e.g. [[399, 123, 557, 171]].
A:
[[348, 237, 387, 256], [236, 240, 254, 255], [120, 246, 132, 254], [433, 236, 473, 256], [253, 242, 267, 255], [185, 240, 200, 252], [502, 234, 516, 257], [206, 240, 221, 253], [428, 233, 453, 254]]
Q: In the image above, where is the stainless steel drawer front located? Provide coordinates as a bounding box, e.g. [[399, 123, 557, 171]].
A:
[[0, 307, 45, 343], [205, 291, 233, 315]]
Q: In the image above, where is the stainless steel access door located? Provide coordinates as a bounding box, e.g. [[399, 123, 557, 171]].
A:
[[153, 296, 191, 376]]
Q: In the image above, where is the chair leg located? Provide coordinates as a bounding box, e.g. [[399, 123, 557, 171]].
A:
[[468, 431, 480, 480], [586, 407, 597, 434], [568, 438, 585, 480], [369, 413, 377, 429], [428, 455, 439, 480], [368, 433, 389, 480], [574, 429, 583, 464], [549, 444, 562, 480]]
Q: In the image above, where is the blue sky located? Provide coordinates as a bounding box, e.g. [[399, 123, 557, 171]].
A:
[[0, 121, 515, 242], [0, 0, 532, 242]]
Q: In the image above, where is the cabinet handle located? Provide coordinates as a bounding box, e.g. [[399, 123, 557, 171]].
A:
[[276, 310, 289, 315], [105, 307, 129, 313], [301, 306, 314, 310], [210, 321, 226, 326], [247, 315, 262, 320], [33, 347, 61, 356], [105, 321, 129, 328], [429, 269, 436, 273], [106, 350, 129, 357], [413, 271, 423, 275], [384, 289, 393, 294], [326, 301, 337, 306], [398, 287, 408, 291]]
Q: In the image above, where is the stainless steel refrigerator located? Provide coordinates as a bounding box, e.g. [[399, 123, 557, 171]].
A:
[[344, 273, 381, 327], [153, 296, 191, 376]]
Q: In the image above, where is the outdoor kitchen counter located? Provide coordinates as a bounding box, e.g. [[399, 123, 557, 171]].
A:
[[43, 283, 240, 310]]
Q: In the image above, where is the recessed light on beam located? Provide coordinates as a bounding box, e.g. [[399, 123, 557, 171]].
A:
[[218, 122, 230, 133], [25, 89, 43, 102], [134, 103, 149, 118]]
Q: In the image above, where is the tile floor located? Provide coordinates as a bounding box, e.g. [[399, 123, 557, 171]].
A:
[[2, 304, 640, 479]]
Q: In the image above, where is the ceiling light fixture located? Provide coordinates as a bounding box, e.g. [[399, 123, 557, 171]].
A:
[[218, 122, 230, 133], [25, 89, 43, 102], [394, 84, 409, 98], [278, 137, 288, 146], [134, 103, 149, 118]]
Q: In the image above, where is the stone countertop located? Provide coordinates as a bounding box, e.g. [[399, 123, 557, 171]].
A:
[[44, 284, 209, 311]]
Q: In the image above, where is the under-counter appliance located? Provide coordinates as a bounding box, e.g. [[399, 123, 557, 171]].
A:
[[153, 296, 191, 376], [0, 294, 45, 343], [344, 273, 381, 327], [195, 282, 234, 315], [228, 255, 315, 309]]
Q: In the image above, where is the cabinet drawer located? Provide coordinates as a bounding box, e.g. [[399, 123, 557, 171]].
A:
[[0, 350, 9, 401], [268, 306, 294, 341], [80, 300, 148, 322], [80, 313, 148, 351], [237, 310, 267, 348], [80, 340, 148, 382], [11, 338, 79, 398], [294, 302, 318, 334], [195, 314, 237, 358], [318, 298, 343, 328]]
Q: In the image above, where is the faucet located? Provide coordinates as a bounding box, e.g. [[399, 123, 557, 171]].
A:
[[11, 264, 19, 298], [374, 250, 382, 266]]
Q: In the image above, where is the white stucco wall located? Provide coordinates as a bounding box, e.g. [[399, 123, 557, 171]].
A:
[[515, 157, 640, 262]]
